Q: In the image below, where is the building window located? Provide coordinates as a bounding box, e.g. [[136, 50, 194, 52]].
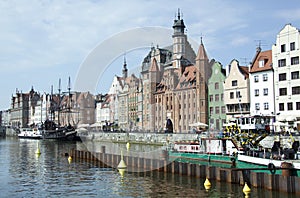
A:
[[209, 95, 213, 102], [292, 86, 300, 95], [215, 107, 220, 114], [259, 60, 265, 67], [254, 75, 259, 82], [263, 88, 268, 96], [278, 59, 286, 67], [287, 102, 293, 110], [281, 44, 286, 52], [255, 89, 259, 96], [290, 42, 295, 51], [215, 94, 219, 102], [215, 82, 219, 90], [221, 94, 224, 101], [264, 102, 269, 110], [279, 73, 286, 81], [232, 80, 237, 86], [296, 102, 300, 110], [291, 56, 299, 65], [263, 74, 268, 81], [292, 71, 299, 79], [230, 92, 234, 99], [255, 103, 260, 110], [279, 103, 284, 111], [221, 106, 226, 114], [236, 91, 241, 98], [210, 107, 213, 115], [279, 88, 287, 96]]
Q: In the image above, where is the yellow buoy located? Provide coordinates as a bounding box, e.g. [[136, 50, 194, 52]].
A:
[[117, 150, 127, 169], [126, 142, 130, 151], [35, 145, 41, 155], [68, 156, 72, 164], [243, 182, 251, 196], [118, 168, 125, 177], [204, 178, 211, 190]]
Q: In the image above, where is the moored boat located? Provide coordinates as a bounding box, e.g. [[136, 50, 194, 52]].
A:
[[238, 154, 300, 170], [18, 128, 42, 139]]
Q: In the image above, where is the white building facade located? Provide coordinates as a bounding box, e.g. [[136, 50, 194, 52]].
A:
[[249, 49, 275, 117], [272, 24, 300, 128]]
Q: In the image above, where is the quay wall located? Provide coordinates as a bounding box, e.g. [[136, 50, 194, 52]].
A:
[[70, 148, 300, 194], [78, 130, 300, 148]]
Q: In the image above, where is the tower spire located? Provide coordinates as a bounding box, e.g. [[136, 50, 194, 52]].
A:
[[177, 8, 180, 19], [122, 53, 128, 78]]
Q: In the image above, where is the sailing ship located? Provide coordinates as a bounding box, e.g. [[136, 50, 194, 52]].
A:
[[27, 77, 78, 141]]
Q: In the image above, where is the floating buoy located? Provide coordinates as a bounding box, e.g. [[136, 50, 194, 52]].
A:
[[36, 143, 41, 155], [243, 182, 251, 197], [204, 178, 211, 190], [118, 168, 125, 177], [68, 156, 72, 164], [117, 150, 127, 169], [126, 142, 130, 151]]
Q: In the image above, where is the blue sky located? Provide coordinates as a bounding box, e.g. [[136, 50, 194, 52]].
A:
[[1, 0, 300, 110]]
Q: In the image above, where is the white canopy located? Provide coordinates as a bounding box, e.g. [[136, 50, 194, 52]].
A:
[[189, 122, 208, 127], [90, 122, 102, 127], [77, 124, 90, 128]]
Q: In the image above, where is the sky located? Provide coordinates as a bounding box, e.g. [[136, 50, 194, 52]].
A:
[[1, 0, 300, 110]]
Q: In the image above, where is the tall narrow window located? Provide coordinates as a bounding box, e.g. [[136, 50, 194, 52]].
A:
[[255, 103, 260, 110], [215, 82, 219, 90], [291, 56, 299, 65], [296, 102, 300, 110], [279, 73, 286, 81], [263, 74, 268, 81], [279, 103, 284, 111], [254, 75, 259, 82], [278, 59, 286, 67], [263, 88, 268, 96], [292, 71, 299, 79], [264, 102, 269, 110], [287, 102, 293, 110], [281, 44, 286, 52], [290, 42, 295, 51], [254, 89, 259, 96]]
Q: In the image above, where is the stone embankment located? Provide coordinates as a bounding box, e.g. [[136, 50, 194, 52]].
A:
[[69, 148, 300, 194]]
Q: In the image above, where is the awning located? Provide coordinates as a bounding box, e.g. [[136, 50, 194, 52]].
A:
[[189, 122, 208, 127]]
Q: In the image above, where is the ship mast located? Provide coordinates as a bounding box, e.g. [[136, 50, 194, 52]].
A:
[[58, 78, 61, 126], [68, 76, 71, 125]]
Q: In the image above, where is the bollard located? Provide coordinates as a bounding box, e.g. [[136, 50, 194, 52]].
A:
[[281, 162, 293, 176]]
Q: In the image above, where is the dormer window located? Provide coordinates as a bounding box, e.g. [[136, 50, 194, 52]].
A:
[[259, 59, 265, 67]]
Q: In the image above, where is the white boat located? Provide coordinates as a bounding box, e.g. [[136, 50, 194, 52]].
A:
[[18, 128, 42, 139], [238, 154, 300, 170]]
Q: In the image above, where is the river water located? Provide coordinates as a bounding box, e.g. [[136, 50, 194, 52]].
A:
[[0, 137, 296, 198]]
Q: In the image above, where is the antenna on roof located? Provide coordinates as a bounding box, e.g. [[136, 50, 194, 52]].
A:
[[240, 57, 250, 66]]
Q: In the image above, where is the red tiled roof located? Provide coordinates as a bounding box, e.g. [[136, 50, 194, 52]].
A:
[[175, 65, 197, 90], [250, 50, 272, 73], [239, 66, 249, 79]]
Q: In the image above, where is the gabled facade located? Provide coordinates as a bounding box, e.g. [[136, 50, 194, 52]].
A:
[[224, 60, 250, 120], [249, 48, 274, 116], [208, 61, 226, 130], [272, 24, 300, 127]]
